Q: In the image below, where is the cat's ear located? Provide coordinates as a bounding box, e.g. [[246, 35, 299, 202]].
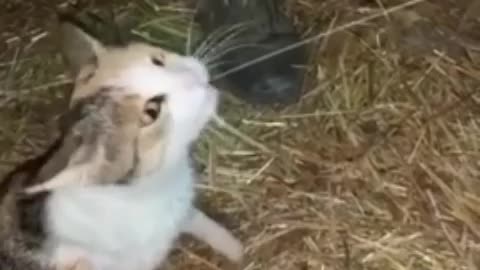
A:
[[57, 13, 106, 77]]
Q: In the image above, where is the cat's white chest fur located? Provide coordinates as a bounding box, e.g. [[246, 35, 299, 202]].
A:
[[44, 157, 195, 270]]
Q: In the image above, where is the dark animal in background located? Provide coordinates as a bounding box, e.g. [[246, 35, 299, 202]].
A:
[[195, 0, 308, 105]]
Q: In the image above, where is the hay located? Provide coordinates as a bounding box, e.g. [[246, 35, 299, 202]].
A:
[[1, 0, 480, 269]]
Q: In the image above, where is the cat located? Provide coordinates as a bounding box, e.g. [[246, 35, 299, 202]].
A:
[[0, 13, 243, 270]]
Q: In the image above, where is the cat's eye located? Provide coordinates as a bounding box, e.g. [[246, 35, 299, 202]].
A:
[[151, 57, 164, 67], [142, 95, 166, 126], [145, 108, 159, 120]]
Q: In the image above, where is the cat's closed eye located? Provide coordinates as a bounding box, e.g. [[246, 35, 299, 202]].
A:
[[151, 57, 164, 67]]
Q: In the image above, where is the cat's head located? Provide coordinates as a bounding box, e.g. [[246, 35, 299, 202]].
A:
[[57, 14, 218, 175]]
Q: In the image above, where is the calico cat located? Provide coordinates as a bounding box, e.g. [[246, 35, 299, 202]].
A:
[[0, 13, 243, 270]]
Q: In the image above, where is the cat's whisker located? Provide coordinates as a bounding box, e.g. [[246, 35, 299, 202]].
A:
[[193, 25, 236, 57], [206, 60, 230, 73], [194, 25, 249, 59], [193, 22, 253, 58], [210, 0, 424, 81], [200, 30, 254, 62], [202, 37, 247, 64], [195, 21, 252, 50], [185, 4, 201, 55]]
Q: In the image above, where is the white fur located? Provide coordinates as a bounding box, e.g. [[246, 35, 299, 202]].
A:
[[24, 147, 106, 194], [42, 53, 222, 270], [45, 158, 195, 270], [184, 209, 244, 262]]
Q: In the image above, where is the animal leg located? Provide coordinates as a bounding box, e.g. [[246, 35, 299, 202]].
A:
[[61, 258, 93, 270], [49, 244, 92, 270], [183, 208, 243, 262], [23, 164, 91, 195]]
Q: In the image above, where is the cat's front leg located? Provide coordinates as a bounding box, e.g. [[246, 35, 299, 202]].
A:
[[182, 207, 243, 262], [23, 163, 92, 195], [47, 243, 93, 270]]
